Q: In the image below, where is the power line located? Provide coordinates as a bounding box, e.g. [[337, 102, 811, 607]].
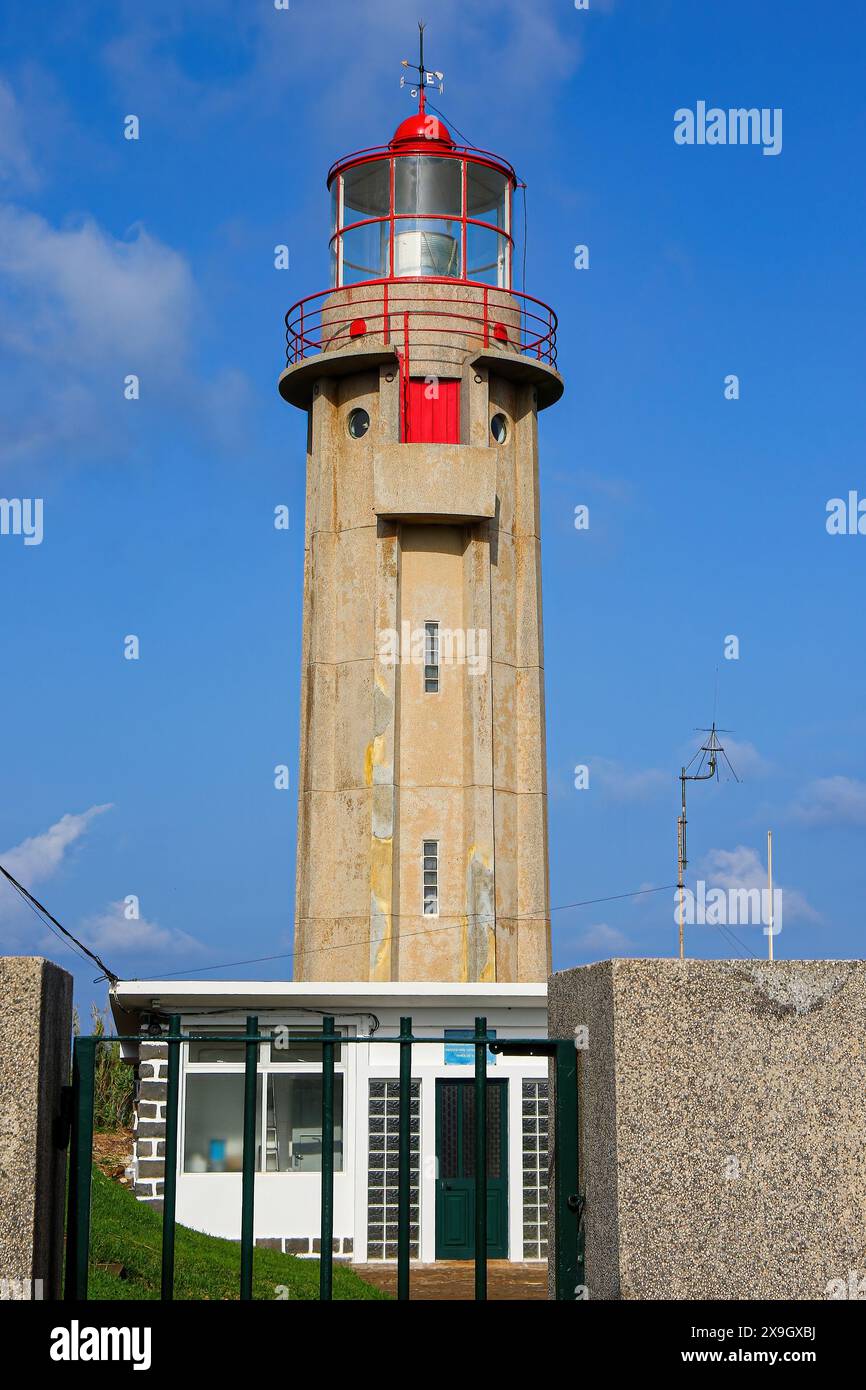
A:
[[0, 862, 118, 984], [136, 882, 679, 980]]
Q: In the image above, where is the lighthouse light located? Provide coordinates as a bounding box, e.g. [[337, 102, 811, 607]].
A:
[[394, 223, 460, 278]]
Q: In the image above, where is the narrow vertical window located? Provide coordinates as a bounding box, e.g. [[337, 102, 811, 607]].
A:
[[424, 621, 439, 693], [422, 840, 439, 917]]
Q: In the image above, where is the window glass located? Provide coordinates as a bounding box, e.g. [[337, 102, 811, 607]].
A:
[[187, 1027, 258, 1064], [466, 223, 508, 287], [183, 1074, 262, 1172], [466, 163, 507, 229], [394, 219, 460, 278], [341, 221, 389, 285], [424, 620, 439, 693], [270, 1027, 343, 1063], [423, 839, 439, 916], [394, 156, 462, 216], [342, 161, 390, 224], [265, 1074, 344, 1172]]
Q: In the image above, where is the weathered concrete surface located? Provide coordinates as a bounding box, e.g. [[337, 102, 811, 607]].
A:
[[373, 443, 497, 522], [0, 957, 73, 1298], [549, 959, 866, 1300], [290, 278, 555, 984]]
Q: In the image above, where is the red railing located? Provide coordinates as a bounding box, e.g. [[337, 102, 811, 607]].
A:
[[283, 279, 558, 371]]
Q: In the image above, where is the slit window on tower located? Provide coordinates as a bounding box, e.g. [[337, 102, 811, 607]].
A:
[[424, 621, 439, 693], [423, 840, 439, 917]]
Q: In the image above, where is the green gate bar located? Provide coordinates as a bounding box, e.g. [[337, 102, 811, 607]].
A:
[[64, 1026, 574, 1302], [473, 1015, 488, 1301], [240, 1014, 258, 1300], [65, 1035, 97, 1300], [488, 1038, 584, 1300], [319, 1014, 336, 1300], [160, 1015, 181, 1299], [397, 1016, 413, 1300], [553, 1041, 582, 1299]]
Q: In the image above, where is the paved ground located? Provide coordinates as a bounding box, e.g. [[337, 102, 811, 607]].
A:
[[353, 1260, 548, 1300]]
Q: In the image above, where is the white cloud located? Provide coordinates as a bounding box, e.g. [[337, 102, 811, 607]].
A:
[[0, 805, 112, 952], [1, 804, 112, 899], [699, 844, 819, 924], [721, 738, 770, 778], [0, 80, 39, 191], [0, 206, 195, 369], [79, 900, 207, 962], [589, 756, 668, 801], [0, 201, 256, 462], [789, 776, 866, 828], [571, 922, 634, 956], [98, 0, 587, 146]]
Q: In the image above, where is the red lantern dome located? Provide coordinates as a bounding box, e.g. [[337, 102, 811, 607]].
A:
[[389, 110, 455, 150]]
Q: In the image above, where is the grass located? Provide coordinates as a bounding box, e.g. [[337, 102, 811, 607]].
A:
[[88, 1166, 389, 1301]]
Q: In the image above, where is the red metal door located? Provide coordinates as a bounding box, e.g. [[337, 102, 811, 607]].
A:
[[405, 377, 461, 444]]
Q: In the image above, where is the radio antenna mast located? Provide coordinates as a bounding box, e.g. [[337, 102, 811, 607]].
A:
[[677, 722, 739, 960]]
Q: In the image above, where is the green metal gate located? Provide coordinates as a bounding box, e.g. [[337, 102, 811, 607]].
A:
[[64, 1016, 585, 1301]]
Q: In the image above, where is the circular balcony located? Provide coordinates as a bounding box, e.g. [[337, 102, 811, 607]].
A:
[[278, 279, 562, 411]]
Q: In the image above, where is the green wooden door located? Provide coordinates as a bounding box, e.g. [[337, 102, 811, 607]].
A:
[[435, 1079, 508, 1259]]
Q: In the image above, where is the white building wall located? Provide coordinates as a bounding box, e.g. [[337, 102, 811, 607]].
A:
[[165, 998, 548, 1263]]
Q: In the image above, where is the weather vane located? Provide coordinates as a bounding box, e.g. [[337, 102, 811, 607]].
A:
[[400, 21, 444, 105]]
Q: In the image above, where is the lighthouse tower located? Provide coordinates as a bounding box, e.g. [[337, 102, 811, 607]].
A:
[[279, 59, 563, 986]]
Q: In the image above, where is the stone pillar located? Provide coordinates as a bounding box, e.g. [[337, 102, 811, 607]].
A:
[[130, 1038, 167, 1207], [549, 959, 866, 1300], [0, 957, 72, 1299]]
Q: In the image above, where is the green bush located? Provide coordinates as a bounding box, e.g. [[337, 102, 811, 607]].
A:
[[73, 1002, 135, 1131]]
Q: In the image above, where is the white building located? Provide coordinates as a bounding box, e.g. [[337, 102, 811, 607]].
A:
[[112, 981, 549, 1264]]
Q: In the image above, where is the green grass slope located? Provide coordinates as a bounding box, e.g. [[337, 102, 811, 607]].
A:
[[88, 1167, 388, 1301]]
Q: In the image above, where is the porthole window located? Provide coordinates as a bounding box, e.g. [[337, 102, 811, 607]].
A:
[[347, 407, 370, 439], [490, 413, 508, 444]]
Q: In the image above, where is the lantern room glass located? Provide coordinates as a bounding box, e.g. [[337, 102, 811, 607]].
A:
[[395, 156, 462, 216], [330, 153, 513, 289]]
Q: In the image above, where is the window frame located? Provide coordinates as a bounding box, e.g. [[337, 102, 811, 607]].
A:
[[424, 619, 440, 693], [180, 1022, 350, 1177], [422, 839, 440, 918]]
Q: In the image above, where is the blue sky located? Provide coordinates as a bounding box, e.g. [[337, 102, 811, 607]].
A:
[[1, 0, 864, 1013]]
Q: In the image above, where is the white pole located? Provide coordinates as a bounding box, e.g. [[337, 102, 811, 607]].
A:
[[767, 830, 774, 961]]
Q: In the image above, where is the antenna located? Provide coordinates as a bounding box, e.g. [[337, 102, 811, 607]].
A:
[[400, 20, 444, 107], [676, 720, 740, 961], [767, 829, 774, 961]]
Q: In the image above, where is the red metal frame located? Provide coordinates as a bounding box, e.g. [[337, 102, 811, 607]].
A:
[[328, 142, 517, 190], [283, 279, 558, 370], [330, 152, 515, 290]]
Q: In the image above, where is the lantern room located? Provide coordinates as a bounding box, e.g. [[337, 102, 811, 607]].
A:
[[328, 110, 516, 290], [279, 75, 562, 414]]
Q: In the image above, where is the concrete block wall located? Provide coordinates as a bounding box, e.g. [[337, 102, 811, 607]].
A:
[[549, 958, 866, 1300], [0, 956, 73, 1299]]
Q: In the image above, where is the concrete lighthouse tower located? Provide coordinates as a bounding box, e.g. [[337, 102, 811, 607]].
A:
[[279, 51, 563, 986]]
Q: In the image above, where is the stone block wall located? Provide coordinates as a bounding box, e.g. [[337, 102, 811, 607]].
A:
[[129, 1039, 167, 1207]]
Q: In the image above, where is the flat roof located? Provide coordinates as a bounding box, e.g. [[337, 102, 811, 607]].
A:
[[111, 979, 547, 1016]]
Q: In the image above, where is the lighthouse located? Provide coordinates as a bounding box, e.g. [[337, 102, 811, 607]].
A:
[[115, 48, 560, 1264], [279, 49, 563, 987]]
